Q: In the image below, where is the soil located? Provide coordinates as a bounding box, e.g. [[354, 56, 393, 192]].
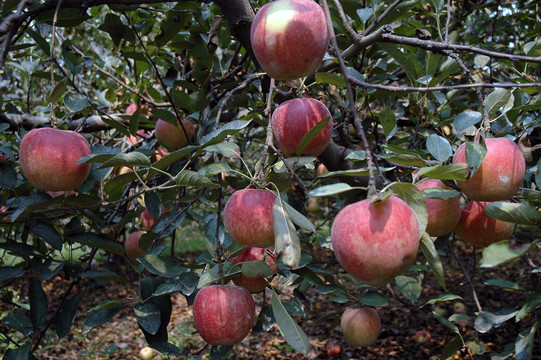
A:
[[24, 240, 541, 360]]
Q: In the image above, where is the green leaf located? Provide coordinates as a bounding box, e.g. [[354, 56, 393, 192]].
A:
[[241, 260, 274, 278], [440, 336, 463, 360], [80, 269, 127, 283], [420, 233, 446, 290], [484, 202, 541, 225], [50, 77, 69, 104], [378, 106, 397, 139], [36, 8, 90, 27], [474, 307, 518, 333], [29, 221, 63, 251], [4, 313, 33, 337], [315, 72, 346, 87], [3, 343, 31, 360], [273, 197, 301, 269], [175, 170, 218, 188], [138, 254, 187, 278], [361, 292, 388, 307], [421, 187, 461, 200], [26, 28, 50, 56], [296, 116, 331, 156], [308, 183, 356, 197], [98, 13, 135, 46], [83, 305, 122, 334], [0, 267, 26, 282], [378, 43, 418, 82], [395, 275, 422, 303], [64, 93, 90, 113], [134, 302, 161, 335], [423, 293, 462, 306], [198, 162, 232, 177], [29, 279, 48, 330], [55, 292, 83, 339], [271, 289, 311, 355], [516, 290, 541, 321], [390, 182, 428, 235], [515, 322, 537, 360], [484, 279, 526, 292], [453, 110, 482, 137], [200, 120, 251, 147], [150, 342, 182, 356], [480, 241, 534, 268], [98, 151, 151, 169], [427, 134, 452, 162], [317, 167, 395, 179], [68, 233, 125, 255], [485, 88, 512, 115], [416, 163, 469, 181], [282, 201, 316, 233], [433, 311, 459, 334], [144, 191, 161, 220], [465, 140, 486, 175]]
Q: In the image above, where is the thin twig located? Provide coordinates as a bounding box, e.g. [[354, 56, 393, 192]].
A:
[[448, 242, 483, 313], [321, 0, 377, 195], [362, 0, 403, 36], [254, 78, 276, 185]]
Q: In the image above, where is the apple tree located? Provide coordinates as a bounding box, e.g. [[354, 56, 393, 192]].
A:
[[0, 0, 540, 359]]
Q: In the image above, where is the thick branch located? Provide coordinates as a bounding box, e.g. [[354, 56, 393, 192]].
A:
[[0, 113, 128, 132]]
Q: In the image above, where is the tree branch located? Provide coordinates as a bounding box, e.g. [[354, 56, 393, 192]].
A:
[[0, 113, 128, 132]]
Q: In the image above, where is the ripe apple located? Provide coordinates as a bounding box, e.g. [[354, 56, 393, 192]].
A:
[[454, 200, 514, 247], [223, 189, 276, 248], [126, 103, 150, 116], [19, 128, 91, 191], [139, 347, 154, 360], [271, 98, 333, 157], [155, 118, 195, 150], [414, 330, 431, 343], [416, 179, 461, 237], [331, 196, 420, 286], [192, 285, 255, 346], [140, 206, 169, 230], [230, 246, 277, 293], [126, 103, 138, 115], [250, 0, 330, 80], [125, 231, 147, 262], [452, 137, 526, 201], [316, 163, 329, 176], [326, 342, 342, 357], [340, 308, 381, 347]]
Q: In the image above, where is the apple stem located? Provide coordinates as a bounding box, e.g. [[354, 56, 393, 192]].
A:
[[254, 77, 276, 185], [320, 0, 377, 196]]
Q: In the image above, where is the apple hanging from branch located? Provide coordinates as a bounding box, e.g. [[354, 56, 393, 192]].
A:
[[19, 128, 92, 191]]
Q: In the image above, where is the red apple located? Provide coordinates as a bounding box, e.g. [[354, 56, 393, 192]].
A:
[[140, 206, 169, 230], [223, 189, 276, 248], [126, 103, 138, 115], [19, 128, 91, 191], [230, 246, 277, 293], [452, 138, 526, 201], [416, 179, 461, 237], [126, 103, 150, 116], [326, 342, 342, 357], [192, 285, 255, 346], [125, 231, 147, 261], [250, 0, 330, 80], [340, 308, 381, 347], [414, 330, 431, 343], [271, 98, 333, 157], [331, 196, 420, 286], [155, 118, 195, 150], [454, 200, 514, 247]]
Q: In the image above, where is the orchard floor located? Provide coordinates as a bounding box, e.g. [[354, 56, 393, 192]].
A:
[[32, 240, 540, 360]]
